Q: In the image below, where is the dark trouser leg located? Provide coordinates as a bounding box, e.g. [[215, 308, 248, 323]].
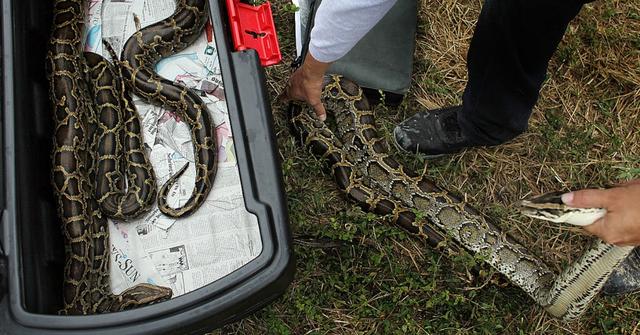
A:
[[459, 0, 591, 145]]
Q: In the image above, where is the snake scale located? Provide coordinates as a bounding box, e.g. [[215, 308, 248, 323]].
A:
[[120, 0, 217, 218], [47, 0, 175, 314], [289, 75, 633, 321], [84, 46, 158, 220]]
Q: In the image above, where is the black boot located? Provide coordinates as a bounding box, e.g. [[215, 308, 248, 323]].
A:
[[602, 248, 640, 295], [393, 106, 488, 156]]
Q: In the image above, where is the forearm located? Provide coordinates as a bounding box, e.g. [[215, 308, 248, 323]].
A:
[[309, 0, 398, 63]]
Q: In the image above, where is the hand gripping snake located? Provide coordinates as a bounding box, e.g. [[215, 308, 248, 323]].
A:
[[47, 0, 171, 314], [288, 75, 633, 321], [119, 0, 217, 218]]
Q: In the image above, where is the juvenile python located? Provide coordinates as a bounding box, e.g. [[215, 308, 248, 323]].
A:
[[47, 0, 171, 314], [288, 75, 633, 321], [119, 0, 217, 218]]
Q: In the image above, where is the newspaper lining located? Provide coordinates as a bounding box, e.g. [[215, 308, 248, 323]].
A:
[[84, 0, 262, 297]]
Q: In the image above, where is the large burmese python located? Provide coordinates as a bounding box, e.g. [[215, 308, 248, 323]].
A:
[[84, 44, 157, 220], [119, 0, 217, 218], [47, 0, 172, 314], [288, 75, 633, 320]]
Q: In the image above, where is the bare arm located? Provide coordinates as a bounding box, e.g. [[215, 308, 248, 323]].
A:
[[287, 0, 397, 120]]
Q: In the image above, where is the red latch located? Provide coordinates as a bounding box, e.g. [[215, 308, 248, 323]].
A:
[[225, 0, 282, 67]]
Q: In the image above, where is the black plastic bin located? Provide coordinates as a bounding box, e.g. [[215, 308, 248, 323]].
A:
[[0, 0, 293, 334]]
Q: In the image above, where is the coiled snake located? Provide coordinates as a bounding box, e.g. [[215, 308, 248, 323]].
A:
[[120, 0, 217, 218], [84, 45, 157, 220], [288, 75, 633, 321], [47, 0, 172, 314]]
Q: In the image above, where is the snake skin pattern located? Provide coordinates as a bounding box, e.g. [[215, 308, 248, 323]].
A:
[[289, 75, 633, 321], [47, 0, 171, 314], [119, 0, 217, 218], [84, 48, 157, 220]]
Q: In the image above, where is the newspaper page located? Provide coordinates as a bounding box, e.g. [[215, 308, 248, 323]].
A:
[[84, 0, 263, 297]]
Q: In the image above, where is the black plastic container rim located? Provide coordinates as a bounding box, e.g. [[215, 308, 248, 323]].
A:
[[1, 0, 292, 331]]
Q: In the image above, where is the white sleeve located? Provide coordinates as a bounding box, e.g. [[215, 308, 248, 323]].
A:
[[308, 0, 398, 63]]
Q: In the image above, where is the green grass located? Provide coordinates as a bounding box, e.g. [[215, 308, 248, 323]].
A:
[[212, 0, 640, 334]]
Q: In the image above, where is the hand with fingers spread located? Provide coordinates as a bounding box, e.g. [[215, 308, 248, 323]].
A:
[[286, 53, 331, 122], [562, 179, 640, 246]]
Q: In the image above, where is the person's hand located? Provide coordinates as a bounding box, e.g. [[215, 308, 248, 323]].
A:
[[561, 179, 640, 246], [285, 53, 331, 121]]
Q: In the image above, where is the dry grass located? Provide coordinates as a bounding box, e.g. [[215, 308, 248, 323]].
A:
[[214, 0, 640, 334], [402, 0, 640, 271]]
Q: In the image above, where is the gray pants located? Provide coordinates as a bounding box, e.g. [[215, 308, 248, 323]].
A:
[[304, 1, 417, 95]]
